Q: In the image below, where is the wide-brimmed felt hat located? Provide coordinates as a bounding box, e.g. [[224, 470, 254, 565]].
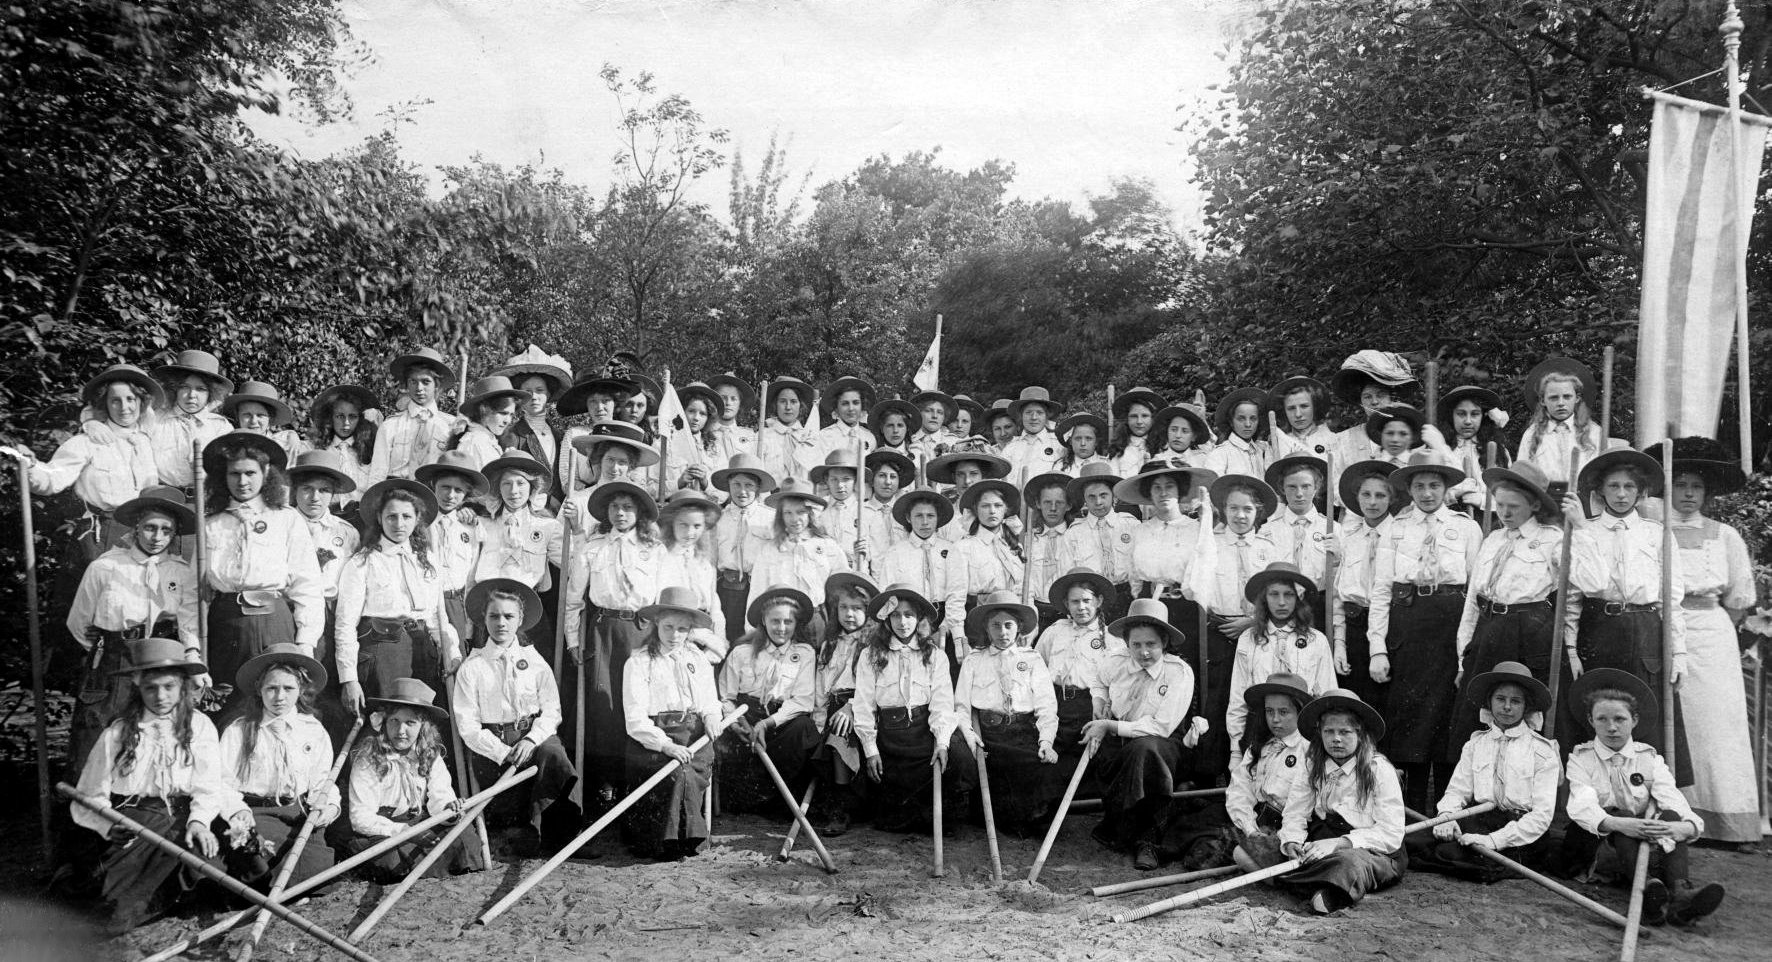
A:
[[1115, 462, 1216, 506], [1213, 387, 1269, 439], [115, 485, 196, 531], [1108, 598, 1185, 647], [1577, 444, 1662, 498], [1567, 667, 1660, 739], [481, 448, 553, 485], [909, 389, 958, 422], [821, 376, 877, 416], [286, 450, 357, 494], [677, 381, 725, 420], [1364, 404, 1425, 445], [368, 677, 450, 725], [1300, 688, 1385, 741], [658, 487, 722, 518], [220, 380, 294, 427], [586, 479, 658, 523], [1244, 671, 1313, 712], [1113, 386, 1167, 420], [1266, 375, 1329, 415], [389, 347, 458, 388], [1441, 384, 1502, 415], [1262, 457, 1327, 499], [1008, 386, 1065, 420], [1049, 567, 1113, 608], [764, 376, 815, 414], [1523, 356, 1595, 408], [236, 642, 328, 696], [952, 394, 986, 427], [638, 585, 714, 631], [959, 478, 1021, 515], [1152, 404, 1213, 445], [1244, 561, 1318, 604], [986, 398, 1014, 421], [747, 585, 815, 629], [966, 589, 1037, 639], [891, 486, 956, 529], [1066, 461, 1124, 504], [154, 350, 234, 396], [202, 430, 288, 474], [1209, 473, 1278, 522], [83, 363, 165, 410], [706, 372, 758, 414], [1022, 471, 1073, 510], [556, 374, 637, 416], [493, 344, 573, 396], [572, 419, 661, 467], [766, 476, 828, 509], [825, 571, 879, 607], [712, 453, 777, 493], [1339, 460, 1401, 514], [1645, 437, 1748, 496], [311, 384, 381, 421], [810, 447, 864, 485], [1465, 660, 1552, 713], [1330, 350, 1417, 406], [867, 582, 939, 626], [1482, 461, 1559, 520], [1056, 412, 1108, 447], [468, 578, 544, 630], [359, 478, 439, 527], [461, 375, 528, 420], [869, 398, 920, 433], [627, 374, 661, 408], [866, 449, 916, 483], [112, 637, 206, 677], [414, 450, 490, 495], [1390, 449, 1467, 490], [926, 449, 1011, 485]]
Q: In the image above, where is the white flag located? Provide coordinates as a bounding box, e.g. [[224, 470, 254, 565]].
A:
[[656, 379, 702, 480], [912, 329, 941, 392]]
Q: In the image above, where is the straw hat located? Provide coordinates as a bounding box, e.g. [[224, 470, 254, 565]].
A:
[[481, 448, 553, 486], [810, 447, 864, 486], [1152, 404, 1213, 445], [867, 582, 939, 626], [1338, 460, 1400, 514], [706, 373, 757, 414], [310, 384, 381, 422], [1576, 444, 1661, 498], [570, 419, 660, 467], [1567, 668, 1659, 739], [825, 572, 880, 607], [556, 373, 637, 416], [1390, 449, 1468, 490], [1065, 462, 1124, 504], [493, 344, 573, 396], [1522, 356, 1595, 408], [1056, 412, 1108, 447], [952, 394, 987, 428], [1243, 561, 1318, 605], [1243, 671, 1313, 712], [1645, 437, 1748, 497], [1330, 350, 1417, 405], [1440, 384, 1502, 416], [909, 389, 957, 422], [959, 478, 1021, 516], [1363, 404, 1425, 445], [1213, 387, 1269, 439], [677, 381, 724, 420], [1008, 386, 1065, 420], [1481, 461, 1559, 521], [1264, 454, 1327, 494], [765, 476, 828, 509], [764, 376, 815, 414], [1114, 462, 1216, 506], [869, 398, 920, 434], [926, 449, 1011, 485], [585, 480, 657, 524], [865, 449, 916, 483]]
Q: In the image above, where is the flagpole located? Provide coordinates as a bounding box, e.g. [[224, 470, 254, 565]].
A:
[[1723, 2, 1754, 472]]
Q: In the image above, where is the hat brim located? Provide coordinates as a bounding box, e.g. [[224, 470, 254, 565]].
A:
[[1049, 570, 1113, 608], [822, 378, 877, 415], [1113, 389, 1166, 420], [659, 491, 722, 517], [1465, 669, 1552, 713], [1244, 568, 1318, 604], [891, 490, 956, 529], [155, 363, 234, 396], [677, 385, 724, 418], [368, 698, 451, 725], [869, 400, 920, 429], [390, 354, 459, 389], [1523, 357, 1595, 408], [286, 463, 356, 495], [1267, 376, 1327, 410], [556, 378, 637, 415], [1152, 406, 1212, 443], [203, 431, 289, 475], [359, 478, 440, 528], [1065, 471, 1124, 504], [712, 464, 778, 492], [747, 587, 815, 629], [810, 461, 862, 485], [1209, 474, 1278, 522], [463, 388, 529, 420], [825, 572, 879, 605], [1114, 466, 1216, 506], [1566, 668, 1660, 741], [765, 380, 815, 412], [1330, 367, 1414, 406], [866, 451, 916, 481], [1214, 388, 1268, 436], [493, 364, 571, 396], [84, 366, 166, 410], [1338, 460, 1400, 513], [482, 454, 554, 486], [959, 479, 1021, 515], [1300, 694, 1386, 742], [571, 433, 660, 467], [115, 496, 196, 531], [765, 487, 828, 509], [965, 600, 1037, 639], [112, 657, 208, 678], [1481, 466, 1559, 521], [1056, 414, 1108, 444], [706, 375, 758, 412], [1665, 458, 1748, 496], [927, 452, 1011, 485], [1577, 450, 1661, 497], [1363, 407, 1425, 445], [1441, 386, 1501, 414], [221, 394, 294, 427], [586, 481, 658, 523], [236, 647, 328, 696], [1391, 461, 1468, 490], [467, 578, 544, 631], [1244, 680, 1312, 712], [636, 601, 713, 631], [867, 587, 940, 626], [1009, 395, 1065, 420], [1106, 613, 1185, 646], [414, 460, 489, 495]]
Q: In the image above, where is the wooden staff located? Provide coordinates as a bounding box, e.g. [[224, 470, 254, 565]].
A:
[[349, 766, 537, 943], [776, 781, 817, 860], [1401, 806, 1627, 928], [1660, 426, 1676, 768], [449, 723, 491, 868], [1113, 858, 1301, 922], [1480, 441, 1498, 536], [193, 439, 208, 662], [1425, 359, 1439, 424], [1090, 865, 1239, 898], [139, 771, 534, 962], [1019, 467, 1034, 606], [457, 349, 471, 415], [658, 368, 672, 501], [556, 449, 583, 807], [971, 717, 1002, 883], [1195, 484, 1211, 720], [751, 742, 838, 873], [1106, 385, 1117, 450], [932, 756, 946, 878], [476, 707, 748, 926], [1068, 786, 1225, 814], [1027, 741, 1097, 884], [1403, 800, 1497, 833], [58, 785, 380, 962], [1599, 346, 1616, 440], [8, 454, 50, 860], [1545, 447, 1582, 741], [237, 717, 366, 962], [1620, 802, 1659, 962], [854, 439, 866, 567], [1323, 451, 1339, 660]]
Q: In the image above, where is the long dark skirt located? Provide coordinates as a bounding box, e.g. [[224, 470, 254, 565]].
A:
[[717, 571, 750, 643], [467, 730, 580, 836], [239, 799, 335, 892], [1276, 813, 1406, 905], [580, 609, 643, 793], [208, 593, 297, 716], [1053, 685, 1097, 793], [352, 617, 442, 698], [716, 694, 822, 814], [976, 710, 1060, 834], [339, 810, 487, 883], [73, 796, 222, 931], [1147, 592, 1203, 655], [1405, 807, 1551, 883], [1340, 603, 1388, 710], [1555, 811, 1691, 884], [1380, 589, 1463, 763], [1089, 733, 1183, 851], [872, 706, 977, 831], [1157, 796, 1241, 869], [1454, 602, 1565, 754], [623, 712, 713, 857], [1568, 604, 1692, 785]]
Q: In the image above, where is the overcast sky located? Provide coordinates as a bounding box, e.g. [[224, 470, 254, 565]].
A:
[[249, 0, 1250, 228]]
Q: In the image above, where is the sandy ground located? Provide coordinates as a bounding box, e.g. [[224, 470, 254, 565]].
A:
[[2, 806, 1767, 962]]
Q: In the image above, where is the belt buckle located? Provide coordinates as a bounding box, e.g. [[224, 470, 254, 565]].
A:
[[1417, 583, 1438, 597], [1604, 601, 1627, 616], [1489, 600, 1510, 616]]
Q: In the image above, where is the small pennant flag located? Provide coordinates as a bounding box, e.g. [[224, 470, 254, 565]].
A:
[[912, 325, 941, 392], [656, 379, 704, 476]]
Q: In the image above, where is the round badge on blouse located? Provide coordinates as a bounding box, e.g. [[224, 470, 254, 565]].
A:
[[1313, 445, 1326, 454], [333, 536, 345, 547], [1444, 528, 1461, 540], [1016, 661, 1029, 672], [686, 662, 696, 674], [813, 544, 823, 554], [940, 549, 949, 559], [1157, 685, 1169, 696], [1629, 772, 1645, 787], [529, 530, 542, 542], [461, 531, 471, 543], [1120, 533, 1132, 543], [517, 659, 529, 670], [790, 653, 800, 663], [1090, 638, 1104, 650], [1285, 754, 1297, 768], [1295, 637, 1308, 649], [252, 521, 268, 534], [1043, 446, 1055, 457]]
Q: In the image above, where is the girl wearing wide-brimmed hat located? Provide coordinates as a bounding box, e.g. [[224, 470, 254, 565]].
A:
[[955, 478, 1027, 619], [1056, 411, 1110, 477], [221, 380, 308, 465], [1204, 387, 1271, 479], [817, 374, 878, 463], [471, 448, 563, 600], [1515, 355, 1602, 486], [711, 453, 776, 642], [952, 591, 1060, 836], [908, 389, 959, 466], [1225, 563, 1337, 764], [877, 486, 967, 650], [1261, 454, 1332, 596], [1328, 350, 1417, 468], [370, 346, 462, 481], [669, 380, 726, 493], [1035, 568, 1122, 779], [306, 384, 382, 498], [756, 376, 821, 484], [1330, 459, 1398, 709], [493, 344, 573, 502], [745, 478, 848, 623], [148, 349, 234, 488], [452, 375, 528, 470], [1120, 461, 1217, 654], [1434, 384, 1511, 511], [868, 398, 918, 460], [998, 386, 1066, 479], [1146, 404, 1214, 471], [706, 372, 759, 466], [559, 420, 662, 534], [1108, 386, 1165, 476], [716, 585, 825, 814], [656, 488, 730, 662], [1059, 463, 1135, 621], [1225, 672, 1312, 873], [812, 572, 879, 836]]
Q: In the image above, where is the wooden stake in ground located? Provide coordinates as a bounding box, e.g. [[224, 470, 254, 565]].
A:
[[58, 785, 380, 962], [973, 725, 1003, 883], [349, 766, 537, 944], [751, 742, 838, 873], [1545, 447, 1581, 741], [932, 756, 946, 878], [1620, 803, 1659, 962], [777, 781, 817, 860], [1027, 740, 1097, 885], [4, 451, 51, 860], [474, 707, 748, 926], [237, 717, 365, 962]]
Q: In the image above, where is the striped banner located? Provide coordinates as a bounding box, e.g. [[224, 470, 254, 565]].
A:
[[1636, 91, 1769, 446]]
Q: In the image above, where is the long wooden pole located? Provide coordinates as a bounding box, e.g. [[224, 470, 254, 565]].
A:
[[1019, 467, 1034, 606], [1402, 806, 1627, 928], [555, 449, 583, 808], [1113, 858, 1302, 922], [1028, 741, 1097, 884], [932, 756, 945, 878], [657, 368, 672, 500], [973, 720, 1003, 883], [238, 717, 366, 962], [1424, 360, 1439, 425], [1480, 441, 1498, 536], [193, 440, 208, 663], [1106, 385, 1117, 455], [1067, 786, 1225, 815], [776, 781, 817, 860], [1620, 803, 1658, 962], [752, 743, 838, 873], [59, 785, 380, 962], [1195, 484, 1211, 723], [1545, 447, 1581, 741], [1323, 451, 1339, 663], [1660, 426, 1677, 767], [139, 772, 535, 962], [1599, 346, 1616, 441], [854, 439, 866, 571], [475, 707, 747, 926], [1724, 2, 1754, 474], [13, 457, 50, 860], [349, 766, 536, 943]]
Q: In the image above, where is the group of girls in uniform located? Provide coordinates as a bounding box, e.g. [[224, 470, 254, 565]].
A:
[[21, 343, 1752, 934]]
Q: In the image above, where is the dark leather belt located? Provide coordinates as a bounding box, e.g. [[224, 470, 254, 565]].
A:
[[652, 710, 695, 727], [718, 569, 748, 587], [1390, 582, 1466, 601], [875, 705, 929, 730], [977, 709, 1032, 729], [444, 588, 466, 600], [1056, 684, 1090, 701], [482, 713, 537, 738], [594, 608, 639, 621], [1476, 597, 1551, 616], [242, 792, 299, 808], [1585, 599, 1660, 616]]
